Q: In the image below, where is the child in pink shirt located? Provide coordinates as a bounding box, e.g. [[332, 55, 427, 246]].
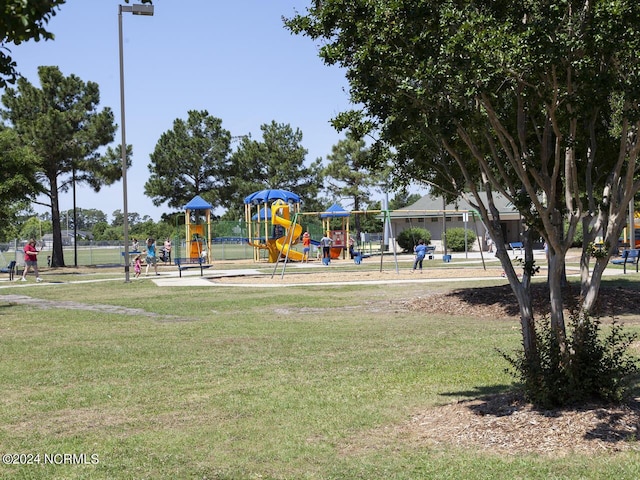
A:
[[134, 255, 142, 278]]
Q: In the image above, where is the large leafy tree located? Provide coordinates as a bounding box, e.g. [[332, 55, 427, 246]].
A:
[[0, 127, 41, 232], [145, 109, 232, 212], [324, 134, 384, 234], [0, 0, 65, 87], [1, 0, 152, 88], [286, 1, 640, 362], [223, 121, 324, 218], [2, 66, 120, 266]]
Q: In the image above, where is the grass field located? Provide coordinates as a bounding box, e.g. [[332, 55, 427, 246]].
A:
[[1, 265, 639, 479]]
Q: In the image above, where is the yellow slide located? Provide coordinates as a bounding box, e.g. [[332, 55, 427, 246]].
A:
[[271, 201, 305, 261]]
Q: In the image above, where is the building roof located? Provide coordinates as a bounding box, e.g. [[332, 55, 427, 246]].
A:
[[389, 192, 519, 219]]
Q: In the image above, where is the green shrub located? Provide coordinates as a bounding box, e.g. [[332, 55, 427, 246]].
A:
[[397, 227, 431, 252], [565, 221, 583, 248], [501, 311, 639, 408], [445, 228, 476, 252]]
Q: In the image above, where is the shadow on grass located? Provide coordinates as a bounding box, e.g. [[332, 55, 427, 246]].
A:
[[440, 384, 513, 401]]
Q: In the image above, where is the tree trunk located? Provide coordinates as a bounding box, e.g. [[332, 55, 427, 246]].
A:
[[547, 250, 567, 346], [49, 175, 65, 268], [514, 283, 537, 361], [494, 233, 537, 360], [581, 258, 609, 314]]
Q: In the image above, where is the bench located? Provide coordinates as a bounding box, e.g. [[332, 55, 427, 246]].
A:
[[121, 251, 141, 265], [175, 257, 211, 277], [1, 261, 17, 281], [611, 249, 640, 274], [509, 242, 524, 255]]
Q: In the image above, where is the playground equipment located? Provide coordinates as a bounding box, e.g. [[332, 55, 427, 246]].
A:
[[244, 189, 302, 262], [271, 200, 304, 262], [182, 195, 213, 264], [320, 203, 351, 259]]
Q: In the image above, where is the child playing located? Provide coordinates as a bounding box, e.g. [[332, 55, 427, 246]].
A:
[[134, 254, 142, 278], [412, 239, 427, 272], [302, 231, 311, 263]]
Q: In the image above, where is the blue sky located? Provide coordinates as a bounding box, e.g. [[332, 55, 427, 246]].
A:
[[5, 0, 364, 221]]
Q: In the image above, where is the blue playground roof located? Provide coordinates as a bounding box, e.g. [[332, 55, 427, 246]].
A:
[[184, 195, 213, 211], [244, 189, 301, 205], [251, 206, 272, 221], [320, 203, 350, 218]]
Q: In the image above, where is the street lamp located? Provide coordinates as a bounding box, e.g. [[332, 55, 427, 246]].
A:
[[119, 3, 154, 282]]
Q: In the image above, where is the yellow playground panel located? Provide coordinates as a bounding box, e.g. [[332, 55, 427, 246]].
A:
[[187, 224, 206, 259]]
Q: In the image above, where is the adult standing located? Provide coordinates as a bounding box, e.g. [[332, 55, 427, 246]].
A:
[[145, 238, 159, 276], [320, 233, 333, 266], [163, 238, 172, 263], [485, 232, 494, 253], [21, 238, 42, 282]]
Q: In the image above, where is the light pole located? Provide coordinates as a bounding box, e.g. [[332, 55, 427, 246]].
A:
[[119, 3, 154, 282]]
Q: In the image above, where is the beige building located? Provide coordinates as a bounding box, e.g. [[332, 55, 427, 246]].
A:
[[389, 193, 526, 251]]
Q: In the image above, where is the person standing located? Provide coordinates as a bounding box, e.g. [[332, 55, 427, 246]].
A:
[[163, 238, 172, 263], [302, 231, 311, 263], [21, 238, 42, 282], [412, 239, 427, 273], [320, 233, 333, 266], [145, 238, 159, 276], [485, 233, 494, 253]]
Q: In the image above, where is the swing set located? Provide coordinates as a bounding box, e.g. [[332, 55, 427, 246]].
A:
[[271, 207, 401, 278], [398, 208, 486, 267]]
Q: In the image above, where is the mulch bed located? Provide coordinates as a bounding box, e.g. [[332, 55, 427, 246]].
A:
[[408, 283, 640, 320]]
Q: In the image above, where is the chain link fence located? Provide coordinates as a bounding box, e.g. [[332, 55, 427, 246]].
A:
[[1, 220, 385, 267]]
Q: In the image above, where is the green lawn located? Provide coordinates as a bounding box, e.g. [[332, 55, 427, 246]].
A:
[[1, 271, 639, 479]]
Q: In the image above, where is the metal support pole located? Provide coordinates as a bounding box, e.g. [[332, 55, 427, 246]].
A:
[[118, 5, 130, 282]]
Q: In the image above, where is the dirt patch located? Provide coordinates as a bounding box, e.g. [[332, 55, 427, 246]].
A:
[[0, 294, 189, 322]]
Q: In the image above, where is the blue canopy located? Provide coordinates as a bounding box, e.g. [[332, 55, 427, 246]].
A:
[[251, 206, 272, 221], [320, 203, 350, 218], [184, 195, 213, 211], [244, 189, 300, 205]]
